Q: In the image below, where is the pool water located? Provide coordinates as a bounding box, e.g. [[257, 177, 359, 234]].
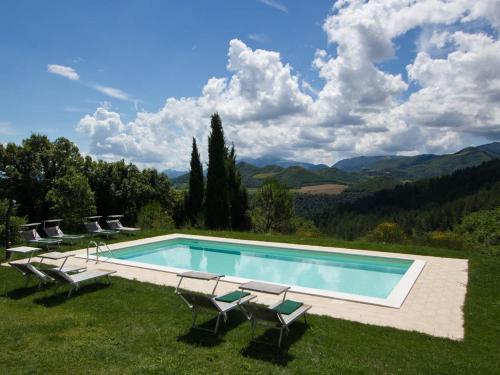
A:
[[103, 238, 413, 299]]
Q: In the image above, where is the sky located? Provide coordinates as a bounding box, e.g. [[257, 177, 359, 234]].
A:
[[1, 0, 499, 170]]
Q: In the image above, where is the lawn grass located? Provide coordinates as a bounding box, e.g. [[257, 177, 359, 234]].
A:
[[1, 230, 499, 374]]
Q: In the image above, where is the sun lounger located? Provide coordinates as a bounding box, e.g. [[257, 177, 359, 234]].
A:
[[9, 262, 86, 288], [243, 301, 311, 348], [19, 223, 62, 249], [175, 271, 256, 334], [43, 219, 84, 243], [106, 215, 140, 234], [42, 268, 117, 298], [83, 216, 118, 239]]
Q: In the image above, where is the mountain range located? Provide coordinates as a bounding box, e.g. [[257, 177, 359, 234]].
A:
[[171, 142, 500, 191]]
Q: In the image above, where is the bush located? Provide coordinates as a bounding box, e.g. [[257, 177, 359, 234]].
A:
[[137, 202, 175, 230], [425, 231, 463, 250], [367, 222, 406, 243], [0, 216, 27, 247], [292, 217, 321, 237], [454, 207, 500, 255]]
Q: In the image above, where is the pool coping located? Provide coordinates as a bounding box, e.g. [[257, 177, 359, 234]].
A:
[[77, 233, 425, 308]]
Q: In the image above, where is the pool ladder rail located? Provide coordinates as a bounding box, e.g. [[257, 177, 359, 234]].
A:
[[87, 241, 114, 263]]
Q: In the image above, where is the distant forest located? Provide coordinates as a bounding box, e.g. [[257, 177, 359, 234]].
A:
[[297, 159, 500, 240]]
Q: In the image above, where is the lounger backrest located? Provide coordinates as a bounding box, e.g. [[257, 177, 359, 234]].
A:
[[244, 303, 282, 324], [43, 269, 73, 284], [44, 226, 63, 237], [20, 229, 41, 242], [9, 263, 51, 281], [107, 220, 122, 230], [85, 221, 102, 232], [180, 291, 218, 311]]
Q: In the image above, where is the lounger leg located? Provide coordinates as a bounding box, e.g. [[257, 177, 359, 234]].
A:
[[24, 275, 31, 287], [191, 309, 198, 328], [304, 313, 308, 324], [251, 318, 257, 341], [278, 327, 284, 348], [67, 286, 74, 298], [214, 313, 221, 334]]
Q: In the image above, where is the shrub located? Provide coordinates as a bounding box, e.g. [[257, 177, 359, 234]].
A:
[[292, 217, 321, 237], [0, 215, 27, 247], [454, 207, 500, 255], [367, 222, 406, 243], [137, 202, 174, 230], [426, 231, 463, 250]]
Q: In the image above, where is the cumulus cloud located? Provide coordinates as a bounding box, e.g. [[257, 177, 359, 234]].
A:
[[76, 0, 500, 169], [47, 64, 80, 80]]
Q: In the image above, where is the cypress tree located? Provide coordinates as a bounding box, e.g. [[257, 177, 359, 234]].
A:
[[205, 113, 229, 228], [227, 144, 249, 230], [187, 138, 204, 224]]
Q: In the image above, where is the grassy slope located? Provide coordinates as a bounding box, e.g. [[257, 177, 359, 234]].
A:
[[1, 230, 499, 374]]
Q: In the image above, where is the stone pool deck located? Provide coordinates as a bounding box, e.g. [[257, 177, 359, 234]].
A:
[[15, 234, 469, 340]]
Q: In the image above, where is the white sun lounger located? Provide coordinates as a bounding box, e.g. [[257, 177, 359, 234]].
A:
[[243, 302, 311, 348], [42, 268, 117, 298], [106, 215, 140, 234], [83, 216, 118, 239], [19, 223, 62, 249], [9, 262, 86, 288], [43, 219, 84, 243], [175, 271, 256, 334]]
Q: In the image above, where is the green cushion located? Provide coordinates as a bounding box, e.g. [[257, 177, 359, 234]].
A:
[[273, 300, 303, 315], [215, 291, 250, 303]]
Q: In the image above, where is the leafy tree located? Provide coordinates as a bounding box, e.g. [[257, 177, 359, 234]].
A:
[[227, 144, 249, 230], [187, 138, 204, 224], [205, 113, 229, 229], [455, 207, 500, 255], [251, 179, 294, 233], [137, 202, 174, 230], [45, 167, 96, 230]]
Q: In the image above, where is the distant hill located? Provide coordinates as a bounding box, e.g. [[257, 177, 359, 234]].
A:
[[478, 141, 500, 156], [172, 142, 500, 191], [163, 169, 187, 179], [240, 156, 328, 170], [316, 159, 500, 239], [333, 155, 403, 172], [333, 142, 500, 179]]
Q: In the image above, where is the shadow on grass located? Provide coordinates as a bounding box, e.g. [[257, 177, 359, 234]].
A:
[[5, 284, 46, 300], [239, 322, 308, 366], [177, 310, 248, 347], [33, 282, 110, 307]]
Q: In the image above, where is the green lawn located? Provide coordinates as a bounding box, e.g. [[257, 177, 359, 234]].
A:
[[1, 230, 499, 374]]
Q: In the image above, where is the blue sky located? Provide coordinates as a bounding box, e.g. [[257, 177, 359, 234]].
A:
[[1, 1, 499, 169], [0, 0, 332, 146]]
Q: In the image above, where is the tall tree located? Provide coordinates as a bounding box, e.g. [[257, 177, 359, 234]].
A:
[[205, 113, 229, 229], [188, 138, 204, 224], [45, 167, 96, 230], [227, 145, 249, 230], [251, 179, 294, 233]]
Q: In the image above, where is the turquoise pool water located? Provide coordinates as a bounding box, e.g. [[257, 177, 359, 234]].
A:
[[104, 238, 413, 299]]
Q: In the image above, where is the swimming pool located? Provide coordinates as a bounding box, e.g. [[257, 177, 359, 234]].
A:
[[89, 235, 425, 307]]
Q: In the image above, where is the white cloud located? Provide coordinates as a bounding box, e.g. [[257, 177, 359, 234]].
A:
[[47, 64, 80, 80], [93, 85, 132, 101], [248, 33, 270, 43], [258, 0, 288, 13], [76, 1, 500, 169]]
